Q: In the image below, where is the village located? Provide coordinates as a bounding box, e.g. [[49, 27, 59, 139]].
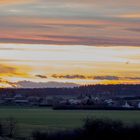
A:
[[0, 93, 140, 110]]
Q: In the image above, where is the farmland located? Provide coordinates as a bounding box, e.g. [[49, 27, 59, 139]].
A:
[[0, 106, 140, 135]]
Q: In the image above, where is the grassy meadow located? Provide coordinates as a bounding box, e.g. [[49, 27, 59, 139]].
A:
[[0, 106, 140, 135]]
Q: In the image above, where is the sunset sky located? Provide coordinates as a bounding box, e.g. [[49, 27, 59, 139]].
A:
[[0, 0, 140, 88]]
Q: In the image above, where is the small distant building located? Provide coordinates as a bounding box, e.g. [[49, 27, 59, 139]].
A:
[[105, 99, 113, 104], [138, 102, 140, 108], [69, 99, 81, 105], [94, 97, 100, 101], [14, 99, 29, 105], [14, 94, 23, 99], [59, 100, 68, 105], [122, 101, 133, 108], [4, 98, 14, 103]]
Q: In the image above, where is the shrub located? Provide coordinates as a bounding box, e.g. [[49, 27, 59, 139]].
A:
[[32, 118, 140, 140]]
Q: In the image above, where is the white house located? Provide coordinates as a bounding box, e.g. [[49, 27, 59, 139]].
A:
[[105, 99, 113, 104], [69, 99, 81, 105], [138, 102, 140, 108], [122, 101, 133, 108]]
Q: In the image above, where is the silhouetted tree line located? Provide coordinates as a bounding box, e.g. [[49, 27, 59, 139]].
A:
[[0, 84, 140, 98], [32, 118, 140, 140]]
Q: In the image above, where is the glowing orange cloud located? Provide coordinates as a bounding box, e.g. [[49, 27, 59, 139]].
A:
[[0, 64, 32, 78], [118, 13, 140, 18]]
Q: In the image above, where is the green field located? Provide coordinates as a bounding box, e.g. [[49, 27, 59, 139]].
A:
[[0, 107, 140, 135]]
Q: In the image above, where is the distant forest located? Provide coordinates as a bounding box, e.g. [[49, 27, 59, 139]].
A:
[[0, 84, 140, 98]]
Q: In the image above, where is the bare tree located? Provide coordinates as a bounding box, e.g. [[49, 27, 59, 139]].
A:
[[5, 117, 18, 138]]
